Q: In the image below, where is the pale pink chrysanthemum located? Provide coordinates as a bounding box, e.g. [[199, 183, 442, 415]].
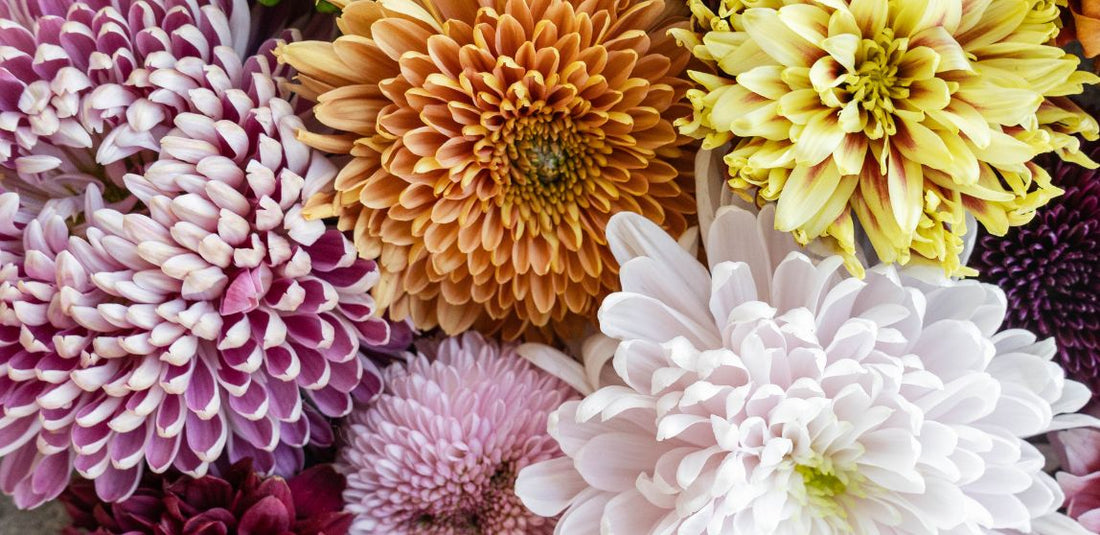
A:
[[339, 332, 575, 534], [0, 0, 249, 218], [0, 49, 392, 508], [516, 205, 1095, 534]]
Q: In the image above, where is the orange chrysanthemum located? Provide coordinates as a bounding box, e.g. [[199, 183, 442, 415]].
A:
[[280, 0, 696, 339]]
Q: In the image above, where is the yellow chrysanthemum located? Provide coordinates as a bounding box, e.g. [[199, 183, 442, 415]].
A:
[[675, 0, 1098, 275], [279, 0, 696, 340]]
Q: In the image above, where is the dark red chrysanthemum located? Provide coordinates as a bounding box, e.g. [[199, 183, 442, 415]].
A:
[[970, 144, 1100, 395], [60, 459, 352, 535]]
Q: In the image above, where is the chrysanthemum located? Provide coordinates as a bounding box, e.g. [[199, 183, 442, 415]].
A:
[[0, 50, 391, 508], [515, 205, 1092, 533], [60, 459, 352, 535], [0, 0, 250, 219], [339, 332, 575, 534], [970, 142, 1100, 396], [675, 0, 1099, 275], [279, 0, 697, 339]]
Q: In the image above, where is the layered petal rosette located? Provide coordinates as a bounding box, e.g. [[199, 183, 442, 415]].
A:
[[515, 205, 1093, 534], [0, 50, 391, 508], [340, 332, 575, 534], [0, 0, 250, 218], [676, 0, 1099, 274], [279, 0, 697, 339]]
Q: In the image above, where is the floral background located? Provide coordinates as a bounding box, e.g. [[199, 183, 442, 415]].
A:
[[2, 0, 1100, 533]]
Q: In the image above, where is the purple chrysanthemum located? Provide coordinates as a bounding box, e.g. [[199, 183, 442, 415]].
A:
[[0, 47, 391, 509], [970, 144, 1100, 394], [339, 332, 575, 534], [0, 0, 249, 219]]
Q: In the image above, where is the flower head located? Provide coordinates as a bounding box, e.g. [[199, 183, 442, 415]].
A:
[[0, 0, 250, 219], [60, 459, 352, 535], [279, 0, 697, 339], [970, 142, 1100, 397], [676, 0, 1098, 275], [0, 49, 391, 508], [515, 205, 1092, 533], [339, 332, 575, 534]]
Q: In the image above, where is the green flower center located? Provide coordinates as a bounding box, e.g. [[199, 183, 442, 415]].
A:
[[793, 459, 866, 522], [795, 463, 848, 498]]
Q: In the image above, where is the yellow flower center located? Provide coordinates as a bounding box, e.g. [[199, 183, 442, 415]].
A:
[[845, 28, 908, 139]]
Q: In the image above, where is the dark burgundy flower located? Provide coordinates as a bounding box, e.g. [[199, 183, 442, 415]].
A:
[[60, 459, 351, 535], [970, 142, 1100, 395]]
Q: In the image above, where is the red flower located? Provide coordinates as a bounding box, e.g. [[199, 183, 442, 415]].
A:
[[61, 460, 351, 535]]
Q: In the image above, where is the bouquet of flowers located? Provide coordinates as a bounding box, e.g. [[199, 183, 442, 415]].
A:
[[3, 0, 1100, 533]]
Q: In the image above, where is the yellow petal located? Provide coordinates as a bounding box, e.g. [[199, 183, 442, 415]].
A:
[[775, 160, 844, 231], [886, 142, 924, 234], [743, 8, 822, 68], [849, 0, 888, 36], [794, 110, 845, 165]]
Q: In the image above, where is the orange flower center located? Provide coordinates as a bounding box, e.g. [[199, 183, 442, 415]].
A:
[[495, 113, 595, 225]]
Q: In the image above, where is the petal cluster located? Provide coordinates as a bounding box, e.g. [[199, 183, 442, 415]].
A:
[[339, 332, 575, 534], [280, 0, 697, 340], [60, 459, 352, 535], [0, 48, 391, 508], [515, 205, 1091, 534], [676, 0, 1099, 275], [0, 0, 249, 218]]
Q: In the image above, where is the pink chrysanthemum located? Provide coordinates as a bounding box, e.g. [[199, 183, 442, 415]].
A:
[[339, 332, 575, 534], [0, 0, 249, 218], [0, 49, 391, 508]]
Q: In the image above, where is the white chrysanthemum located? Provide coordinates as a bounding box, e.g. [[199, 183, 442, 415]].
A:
[[515, 205, 1094, 534]]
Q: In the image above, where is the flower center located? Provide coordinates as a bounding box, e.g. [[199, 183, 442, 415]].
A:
[[519, 137, 570, 185], [410, 464, 531, 533], [796, 463, 847, 499], [496, 113, 595, 228], [844, 28, 908, 139]]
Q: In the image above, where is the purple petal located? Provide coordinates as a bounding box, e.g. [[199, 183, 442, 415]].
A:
[[92, 464, 141, 503]]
